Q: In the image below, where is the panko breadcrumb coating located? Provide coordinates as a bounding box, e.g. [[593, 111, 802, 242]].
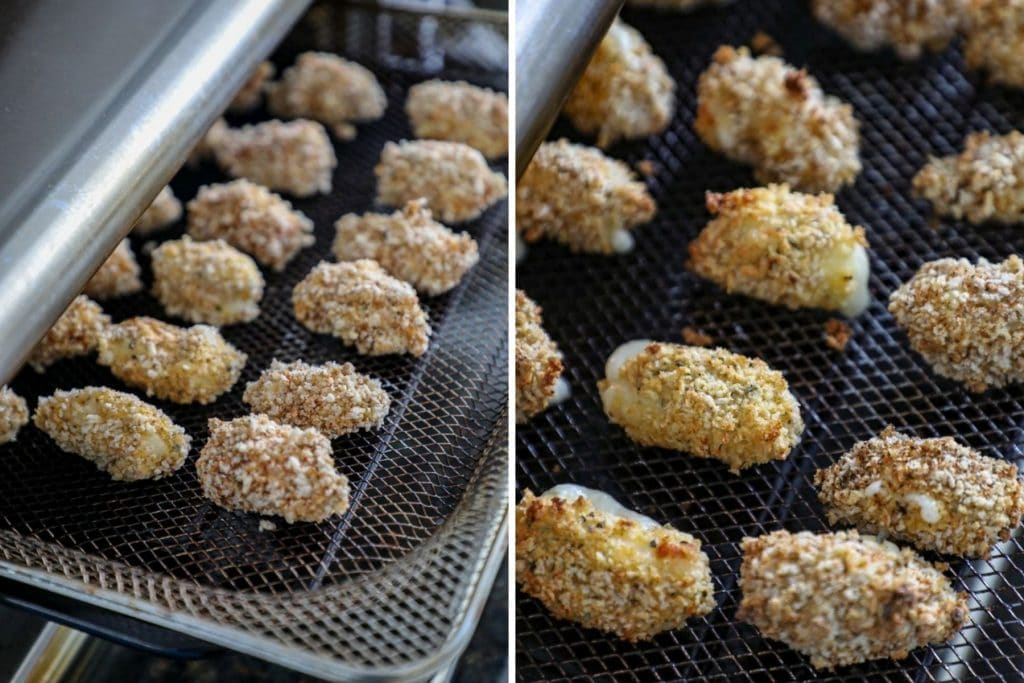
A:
[[187, 179, 314, 271], [516, 486, 714, 641], [913, 131, 1024, 225], [267, 52, 386, 141], [964, 1, 1024, 90], [517, 140, 656, 254], [738, 530, 968, 669], [97, 317, 247, 404], [515, 291, 563, 424], [84, 239, 143, 300], [815, 426, 1024, 557], [332, 199, 479, 296], [374, 140, 507, 224], [688, 185, 871, 316], [564, 19, 675, 149], [695, 46, 861, 193], [210, 118, 336, 197], [28, 295, 110, 372], [229, 61, 274, 113], [599, 341, 804, 473], [243, 360, 390, 438], [888, 256, 1024, 392], [292, 260, 430, 357], [0, 387, 29, 445], [197, 414, 350, 523], [133, 186, 182, 236], [627, 0, 733, 8], [33, 387, 189, 481], [151, 236, 264, 325], [811, 0, 965, 60], [406, 79, 508, 159]]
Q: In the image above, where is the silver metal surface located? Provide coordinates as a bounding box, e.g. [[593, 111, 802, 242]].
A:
[[0, 0, 308, 386], [514, 0, 622, 177]]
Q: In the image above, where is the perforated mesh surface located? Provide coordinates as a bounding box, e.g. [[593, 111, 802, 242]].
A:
[[515, 2, 1024, 680], [0, 5, 507, 679]]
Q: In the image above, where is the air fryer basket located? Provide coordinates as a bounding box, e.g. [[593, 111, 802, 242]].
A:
[[515, 2, 1024, 681], [0, 4, 507, 681]]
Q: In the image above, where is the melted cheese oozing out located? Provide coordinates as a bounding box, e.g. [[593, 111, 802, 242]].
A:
[[599, 339, 652, 415], [830, 243, 870, 317], [904, 492, 941, 524], [543, 483, 658, 529], [611, 229, 635, 254], [551, 377, 571, 405]]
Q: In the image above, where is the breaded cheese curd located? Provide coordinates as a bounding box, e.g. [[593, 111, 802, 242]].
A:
[[34, 387, 189, 481], [515, 291, 564, 424], [133, 186, 182, 236], [28, 295, 110, 372], [210, 118, 337, 197], [229, 61, 274, 113], [151, 237, 264, 326], [374, 140, 507, 224], [913, 131, 1024, 224], [84, 239, 143, 300], [0, 387, 29, 445], [598, 341, 804, 473], [695, 46, 861, 193], [888, 256, 1024, 392], [97, 317, 247, 404], [811, 0, 965, 60], [688, 184, 871, 316], [332, 199, 479, 296], [197, 414, 350, 523], [815, 426, 1024, 557], [243, 360, 391, 438], [292, 260, 430, 357], [964, 1, 1024, 90], [406, 79, 508, 159], [267, 52, 386, 141], [516, 486, 714, 642], [187, 179, 315, 271], [563, 19, 675, 149], [516, 140, 656, 254], [738, 530, 968, 669]]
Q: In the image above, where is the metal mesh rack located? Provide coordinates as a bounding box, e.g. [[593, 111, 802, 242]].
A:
[[515, 1, 1024, 680], [0, 3, 507, 681]]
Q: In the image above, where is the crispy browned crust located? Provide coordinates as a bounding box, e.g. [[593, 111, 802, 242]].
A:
[[515, 291, 563, 423]]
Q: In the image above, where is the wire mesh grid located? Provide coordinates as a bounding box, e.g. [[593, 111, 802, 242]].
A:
[[515, 1, 1024, 681], [0, 4, 507, 680]]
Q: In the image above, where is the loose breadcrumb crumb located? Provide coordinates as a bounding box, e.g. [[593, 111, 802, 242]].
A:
[[133, 186, 183, 236], [815, 426, 1024, 557], [197, 414, 350, 523], [33, 387, 189, 480], [151, 236, 264, 325], [229, 61, 274, 113], [635, 159, 658, 177], [259, 520, 278, 532], [292, 260, 430, 357], [243, 360, 391, 438], [738, 529, 968, 669], [751, 31, 783, 57], [681, 326, 713, 347], [599, 341, 804, 473], [0, 386, 29, 445], [187, 179, 315, 271], [210, 119, 337, 197], [515, 291, 564, 424], [913, 131, 1024, 225], [888, 255, 1024, 392], [374, 140, 507, 224], [28, 295, 110, 372], [564, 19, 676, 149], [517, 139, 656, 254], [695, 46, 861, 193], [406, 79, 508, 159], [97, 317, 247, 404], [332, 199, 479, 296], [964, 1, 1024, 90], [688, 185, 871, 316], [267, 52, 386, 140], [824, 318, 852, 351], [811, 0, 965, 60], [84, 239, 143, 299], [516, 489, 714, 642]]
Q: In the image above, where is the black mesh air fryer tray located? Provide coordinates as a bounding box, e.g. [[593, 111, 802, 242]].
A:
[[515, 2, 1024, 681]]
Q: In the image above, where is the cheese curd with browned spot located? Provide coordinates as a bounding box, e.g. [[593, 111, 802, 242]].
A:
[[0, 387, 29, 445], [28, 295, 110, 372], [811, 0, 966, 60], [964, 1, 1024, 90], [406, 79, 508, 159], [84, 239, 143, 300], [515, 291, 564, 424]]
